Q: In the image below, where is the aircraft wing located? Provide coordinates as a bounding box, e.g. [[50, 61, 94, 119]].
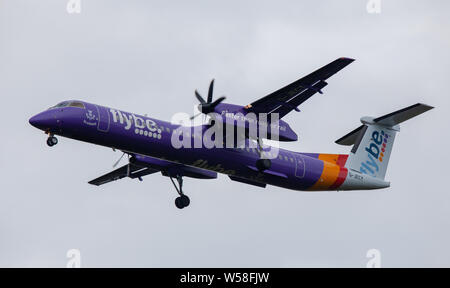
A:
[[89, 154, 217, 186], [246, 57, 354, 119], [88, 164, 158, 186]]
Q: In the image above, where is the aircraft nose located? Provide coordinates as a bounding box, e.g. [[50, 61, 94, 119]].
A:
[[29, 111, 56, 130], [29, 114, 40, 127]]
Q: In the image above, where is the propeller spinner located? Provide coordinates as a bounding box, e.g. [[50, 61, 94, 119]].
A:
[[191, 79, 226, 120]]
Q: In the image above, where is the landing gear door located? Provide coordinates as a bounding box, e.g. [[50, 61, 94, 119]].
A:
[[294, 153, 306, 179], [96, 105, 110, 132]]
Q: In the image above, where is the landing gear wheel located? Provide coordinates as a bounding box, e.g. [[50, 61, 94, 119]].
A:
[[180, 194, 190, 207], [46, 136, 58, 147], [175, 197, 185, 209], [170, 175, 191, 209], [256, 159, 271, 171]]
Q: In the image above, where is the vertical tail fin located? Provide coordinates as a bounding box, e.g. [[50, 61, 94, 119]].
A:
[[344, 123, 397, 179], [335, 103, 433, 180]]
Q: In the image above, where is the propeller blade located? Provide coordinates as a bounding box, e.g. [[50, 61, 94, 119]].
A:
[[193, 80, 223, 117], [195, 90, 206, 104], [207, 79, 214, 103], [113, 152, 125, 168], [190, 112, 202, 120], [211, 96, 226, 106]]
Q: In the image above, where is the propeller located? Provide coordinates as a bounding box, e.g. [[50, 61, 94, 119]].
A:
[[190, 79, 226, 120]]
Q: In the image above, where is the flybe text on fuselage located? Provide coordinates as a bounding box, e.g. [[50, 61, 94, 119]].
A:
[[110, 109, 162, 134]]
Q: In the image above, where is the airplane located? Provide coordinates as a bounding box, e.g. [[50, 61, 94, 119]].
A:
[[29, 57, 433, 209]]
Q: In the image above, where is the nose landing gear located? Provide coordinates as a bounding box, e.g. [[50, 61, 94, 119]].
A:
[[46, 135, 58, 147], [170, 175, 190, 209], [175, 194, 190, 209]]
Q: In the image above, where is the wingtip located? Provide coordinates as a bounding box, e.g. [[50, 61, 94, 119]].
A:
[[87, 181, 99, 186], [418, 103, 434, 110], [339, 57, 355, 62]]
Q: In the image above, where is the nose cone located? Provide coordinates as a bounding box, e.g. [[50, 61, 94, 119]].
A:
[[29, 114, 40, 127], [29, 111, 57, 130]]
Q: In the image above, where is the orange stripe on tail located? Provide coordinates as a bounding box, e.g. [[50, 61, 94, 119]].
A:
[[308, 154, 349, 190]]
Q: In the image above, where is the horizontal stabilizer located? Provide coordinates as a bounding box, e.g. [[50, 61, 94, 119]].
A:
[[335, 125, 365, 146], [335, 103, 434, 146], [373, 103, 434, 126]]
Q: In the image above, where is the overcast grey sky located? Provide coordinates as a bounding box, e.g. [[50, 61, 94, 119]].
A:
[[0, 0, 449, 267]]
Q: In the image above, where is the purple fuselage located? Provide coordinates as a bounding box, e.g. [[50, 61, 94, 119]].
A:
[[29, 100, 347, 191]]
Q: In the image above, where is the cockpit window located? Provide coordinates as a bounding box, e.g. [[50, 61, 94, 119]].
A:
[[68, 101, 85, 108], [49, 101, 69, 109], [49, 101, 85, 109]]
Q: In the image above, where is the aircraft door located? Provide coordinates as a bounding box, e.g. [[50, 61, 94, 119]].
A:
[[294, 153, 306, 178], [95, 105, 110, 132]]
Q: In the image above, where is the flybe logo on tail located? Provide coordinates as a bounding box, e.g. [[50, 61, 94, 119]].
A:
[[360, 130, 390, 175]]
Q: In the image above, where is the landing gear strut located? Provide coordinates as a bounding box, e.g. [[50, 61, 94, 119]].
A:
[[46, 135, 58, 147], [256, 138, 271, 171], [256, 159, 271, 171], [170, 175, 190, 209]]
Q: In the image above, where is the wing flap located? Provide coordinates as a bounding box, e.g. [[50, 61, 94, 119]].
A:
[[88, 164, 158, 186]]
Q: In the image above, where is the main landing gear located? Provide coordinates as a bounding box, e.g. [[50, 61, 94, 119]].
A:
[[255, 139, 271, 172], [46, 135, 58, 147], [256, 158, 271, 171], [170, 175, 190, 209]]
